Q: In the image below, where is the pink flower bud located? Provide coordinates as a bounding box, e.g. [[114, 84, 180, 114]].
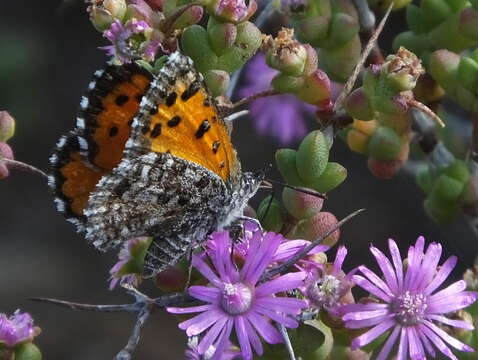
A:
[[367, 157, 403, 179], [295, 211, 340, 247], [0, 142, 13, 179]]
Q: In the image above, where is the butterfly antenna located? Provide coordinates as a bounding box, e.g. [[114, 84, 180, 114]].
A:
[[266, 179, 327, 200]]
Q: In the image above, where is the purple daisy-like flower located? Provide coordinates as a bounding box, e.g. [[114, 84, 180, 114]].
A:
[[340, 236, 478, 360], [168, 230, 308, 360], [0, 310, 37, 347], [101, 19, 160, 63], [237, 54, 315, 144], [109, 237, 151, 290], [304, 246, 354, 316]]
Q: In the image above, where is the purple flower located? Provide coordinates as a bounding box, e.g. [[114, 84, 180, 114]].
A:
[[340, 237, 478, 360], [304, 246, 354, 316], [185, 337, 241, 360], [109, 237, 151, 290], [168, 230, 308, 360], [0, 310, 38, 347], [237, 54, 315, 144], [101, 19, 161, 63]]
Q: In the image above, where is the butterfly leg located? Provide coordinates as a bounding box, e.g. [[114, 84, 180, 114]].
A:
[[235, 216, 263, 231]]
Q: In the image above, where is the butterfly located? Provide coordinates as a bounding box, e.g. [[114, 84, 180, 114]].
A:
[[49, 52, 263, 277]]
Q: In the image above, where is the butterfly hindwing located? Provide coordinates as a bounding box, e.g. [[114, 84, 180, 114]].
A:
[[50, 63, 152, 230]]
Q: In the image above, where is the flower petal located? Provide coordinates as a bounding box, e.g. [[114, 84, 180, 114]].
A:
[[244, 317, 263, 356], [396, 327, 408, 360], [255, 272, 305, 297], [188, 286, 221, 303], [408, 326, 426, 360], [427, 314, 474, 330], [192, 255, 221, 286], [247, 311, 282, 344], [388, 239, 404, 291], [418, 324, 458, 360], [254, 297, 307, 315], [376, 325, 401, 360], [167, 304, 212, 314], [412, 242, 442, 292], [370, 245, 398, 294], [198, 316, 228, 354], [253, 306, 299, 328], [423, 320, 474, 352], [235, 316, 252, 360], [179, 309, 224, 336], [423, 256, 457, 295], [351, 319, 395, 349], [352, 274, 391, 302]]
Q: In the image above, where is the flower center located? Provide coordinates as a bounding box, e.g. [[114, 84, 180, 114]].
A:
[[306, 274, 341, 309], [221, 282, 253, 315], [391, 291, 427, 326]]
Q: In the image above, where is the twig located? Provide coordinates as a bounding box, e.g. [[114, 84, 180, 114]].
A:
[[232, 89, 278, 109], [334, 3, 393, 112], [115, 305, 154, 360], [263, 208, 365, 280], [408, 99, 445, 128], [278, 323, 296, 360], [1, 158, 48, 179], [29, 297, 141, 312]]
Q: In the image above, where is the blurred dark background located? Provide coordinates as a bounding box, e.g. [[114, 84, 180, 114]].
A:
[[0, 1, 477, 359]]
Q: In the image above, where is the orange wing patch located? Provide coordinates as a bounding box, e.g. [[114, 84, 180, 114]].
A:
[[59, 151, 104, 217], [82, 69, 152, 171], [50, 64, 153, 229], [127, 53, 240, 182], [145, 80, 236, 181]]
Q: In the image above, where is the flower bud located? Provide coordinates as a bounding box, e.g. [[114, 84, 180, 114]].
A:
[[431, 173, 465, 202], [457, 56, 478, 93], [296, 69, 331, 105], [0, 111, 15, 142], [275, 148, 305, 186], [0, 142, 14, 180], [264, 28, 308, 76], [172, 5, 203, 29], [88, 0, 127, 31], [445, 159, 470, 183], [367, 126, 402, 161], [295, 212, 340, 247], [215, 21, 262, 73], [344, 88, 374, 121], [296, 130, 330, 182], [430, 49, 461, 88], [126, 0, 156, 24], [282, 187, 324, 219], [155, 265, 188, 292], [257, 196, 284, 232], [209, 0, 257, 24], [307, 162, 347, 193], [302, 44, 319, 76], [208, 22, 237, 55], [384, 47, 424, 92], [204, 70, 230, 96], [14, 343, 42, 360], [367, 157, 403, 179]]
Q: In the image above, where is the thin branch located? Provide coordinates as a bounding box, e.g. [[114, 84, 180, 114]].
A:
[[115, 305, 154, 360], [2, 158, 48, 179], [29, 297, 141, 312], [263, 208, 365, 280], [334, 3, 393, 112], [277, 323, 296, 360], [232, 89, 278, 109]]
